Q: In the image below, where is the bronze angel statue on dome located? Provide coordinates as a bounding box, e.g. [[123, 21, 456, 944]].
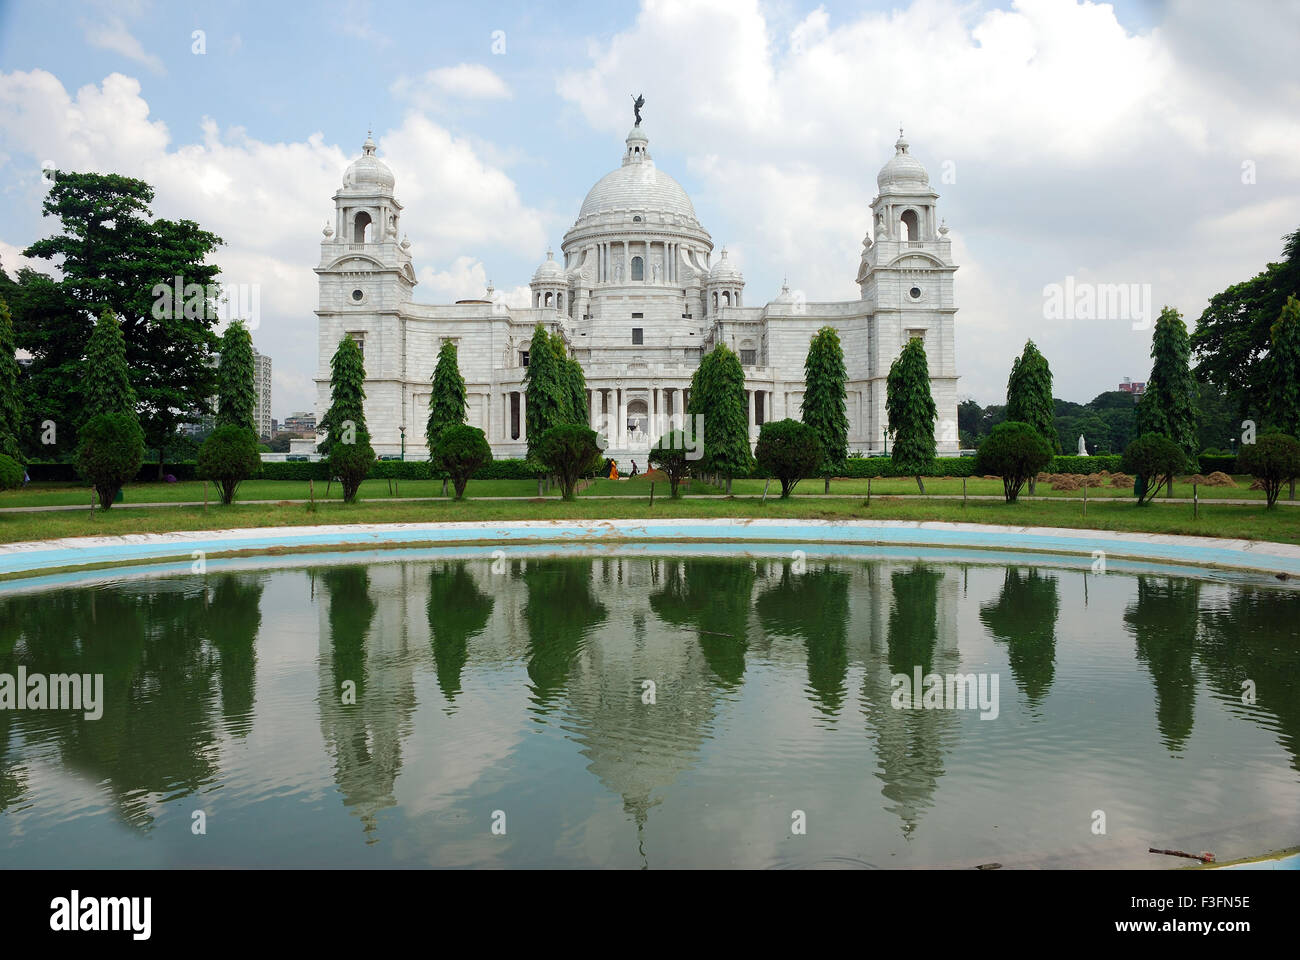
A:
[[632, 93, 645, 126]]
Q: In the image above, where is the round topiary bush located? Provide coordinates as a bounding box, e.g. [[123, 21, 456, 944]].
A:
[[973, 421, 1055, 501], [329, 429, 377, 504], [76, 412, 145, 510], [754, 419, 822, 498], [535, 423, 603, 501], [648, 430, 698, 498], [430, 423, 493, 500], [1120, 433, 1187, 504], [0, 453, 24, 491], [197, 424, 263, 504], [1236, 432, 1300, 508]]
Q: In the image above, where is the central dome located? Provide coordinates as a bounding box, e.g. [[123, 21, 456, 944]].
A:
[[576, 126, 698, 222]]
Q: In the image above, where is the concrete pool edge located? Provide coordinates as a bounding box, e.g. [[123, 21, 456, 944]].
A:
[[0, 518, 1297, 581]]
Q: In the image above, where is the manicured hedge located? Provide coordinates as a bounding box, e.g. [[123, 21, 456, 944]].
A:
[[26, 461, 202, 482], [1198, 454, 1236, 474], [26, 457, 542, 483], [1048, 455, 1123, 474]]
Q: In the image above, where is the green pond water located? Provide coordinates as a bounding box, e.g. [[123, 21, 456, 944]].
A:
[[1, 550, 1298, 869]]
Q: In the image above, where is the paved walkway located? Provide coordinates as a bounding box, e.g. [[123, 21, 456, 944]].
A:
[[0, 492, 1287, 513]]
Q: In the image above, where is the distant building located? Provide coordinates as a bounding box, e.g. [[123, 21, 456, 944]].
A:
[[253, 348, 273, 438], [270, 418, 280, 435], [1118, 377, 1146, 396], [283, 411, 316, 435]]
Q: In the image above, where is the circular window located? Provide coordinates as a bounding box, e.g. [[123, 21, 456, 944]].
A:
[[351, 289, 364, 302], [633, 215, 642, 222], [909, 286, 922, 300]]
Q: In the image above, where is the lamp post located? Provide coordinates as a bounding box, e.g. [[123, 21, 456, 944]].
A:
[[399, 425, 406, 461]]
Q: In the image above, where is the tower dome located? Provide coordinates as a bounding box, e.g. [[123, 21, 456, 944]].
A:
[[531, 248, 565, 282], [576, 126, 699, 222], [877, 129, 929, 193], [708, 247, 742, 282], [343, 132, 395, 194]]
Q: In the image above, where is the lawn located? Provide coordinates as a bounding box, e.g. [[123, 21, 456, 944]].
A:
[[2, 492, 1298, 547]]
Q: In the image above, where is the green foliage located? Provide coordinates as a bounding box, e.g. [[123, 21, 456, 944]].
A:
[[197, 424, 262, 504], [426, 339, 468, 455], [215, 320, 256, 432], [801, 326, 848, 476], [1121, 433, 1188, 505], [885, 338, 937, 488], [534, 423, 602, 500], [687, 344, 754, 482], [329, 428, 376, 504], [1266, 296, 1300, 437], [75, 412, 144, 509], [82, 308, 137, 420], [648, 430, 693, 498], [1237, 432, 1300, 508], [1006, 340, 1058, 453], [1191, 226, 1300, 415], [973, 421, 1055, 502], [23, 170, 224, 468], [1138, 306, 1199, 461], [755, 419, 822, 497], [318, 336, 367, 457], [523, 326, 568, 462], [0, 297, 22, 461], [0, 453, 23, 490], [431, 423, 493, 499]]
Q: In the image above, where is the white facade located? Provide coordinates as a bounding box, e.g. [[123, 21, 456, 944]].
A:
[[315, 124, 959, 464]]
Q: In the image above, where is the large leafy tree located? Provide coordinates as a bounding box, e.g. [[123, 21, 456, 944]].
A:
[[1138, 306, 1199, 462], [885, 337, 937, 492], [1266, 296, 1300, 437], [0, 297, 23, 461], [215, 320, 256, 432], [426, 339, 468, 452], [1191, 226, 1300, 416], [22, 170, 224, 472], [82, 309, 137, 419], [801, 326, 848, 491], [687, 343, 753, 492], [318, 336, 368, 457]]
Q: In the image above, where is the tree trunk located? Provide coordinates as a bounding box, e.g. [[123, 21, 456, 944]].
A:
[[824, 477, 830, 494], [1291, 478, 1296, 501], [442, 478, 448, 496], [726, 477, 732, 496], [1029, 477, 1036, 495], [916, 475, 925, 495]]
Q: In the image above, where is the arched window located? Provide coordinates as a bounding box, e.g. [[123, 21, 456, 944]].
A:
[[631, 256, 644, 281], [900, 209, 920, 242], [353, 211, 372, 243], [722, 290, 731, 306], [544, 291, 553, 307]]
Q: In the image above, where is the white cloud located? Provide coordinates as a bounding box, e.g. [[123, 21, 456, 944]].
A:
[[410, 64, 511, 100], [0, 71, 549, 415], [555, 0, 1300, 404], [80, 17, 166, 75]]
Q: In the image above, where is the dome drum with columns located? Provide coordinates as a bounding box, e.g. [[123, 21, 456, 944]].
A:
[[315, 119, 959, 465]]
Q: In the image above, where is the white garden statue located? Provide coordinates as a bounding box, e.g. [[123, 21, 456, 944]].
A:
[[1078, 434, 1087, 455]]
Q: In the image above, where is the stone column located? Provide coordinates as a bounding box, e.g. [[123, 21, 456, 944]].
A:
[[616, 389, 626, 448], [518, 390, 527, 443], [747, 389, 755, 439], [652, 386, 662, 439]]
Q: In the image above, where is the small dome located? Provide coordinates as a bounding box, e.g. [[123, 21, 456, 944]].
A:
[[773, 278, 794, 302], [708, 248, 742, 282], [343, 131, 395, 193], [531, 248, 565, 283], [877, 129, 929, 193]]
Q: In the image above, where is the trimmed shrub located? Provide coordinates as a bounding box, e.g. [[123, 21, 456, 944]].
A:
[[329, 431, 376, 503], [0, 453, 23, 490], [1237, 433, 1300, 508], [754, 419, 822, 498], [1120, 434, 1188, 505], [973, 421, 1055, 502], [431, 424, 493, 500], [648, 431, 695, 498], [534, 423, 602, 501], [197, 425, 263, 504], [76, 413, 145, 510]]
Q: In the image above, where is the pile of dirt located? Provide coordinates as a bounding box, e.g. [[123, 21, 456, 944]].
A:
[[1204, 471, 1237, 487], [1051, 475, 1083, 491], [1110, 473, 1134, 488], [983, 474, 1000, 481], [1248, 477, 1266, 490]]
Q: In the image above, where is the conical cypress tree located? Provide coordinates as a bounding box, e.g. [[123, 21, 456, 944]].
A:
[[802, 325, 849, 491], [523, 325, 568, 462], [695, 344, 753, 492], [82, 308, 137, 421], [1006, 340, 1057, 453], [886, 337, 937, 492], [319, 335, 367, 456], [216, 319, 256, 432], [1138, 306, 1198, 463], [426, 339, 468, 451], [1267, 295, 1300, 436], [0, 297, 23, 461]]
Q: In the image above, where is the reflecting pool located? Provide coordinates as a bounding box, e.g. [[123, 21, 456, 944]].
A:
[[1, 550, 1298, 868]]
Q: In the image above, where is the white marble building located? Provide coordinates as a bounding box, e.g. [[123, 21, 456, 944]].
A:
[[315, 121, 959, 464]]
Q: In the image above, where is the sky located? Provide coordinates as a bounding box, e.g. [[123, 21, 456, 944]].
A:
[[0, 0, 1296, 419]]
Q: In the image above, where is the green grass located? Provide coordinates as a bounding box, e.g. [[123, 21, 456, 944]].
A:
[[1, 474, 1268, 509], [2, 493, 1298, 547]]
